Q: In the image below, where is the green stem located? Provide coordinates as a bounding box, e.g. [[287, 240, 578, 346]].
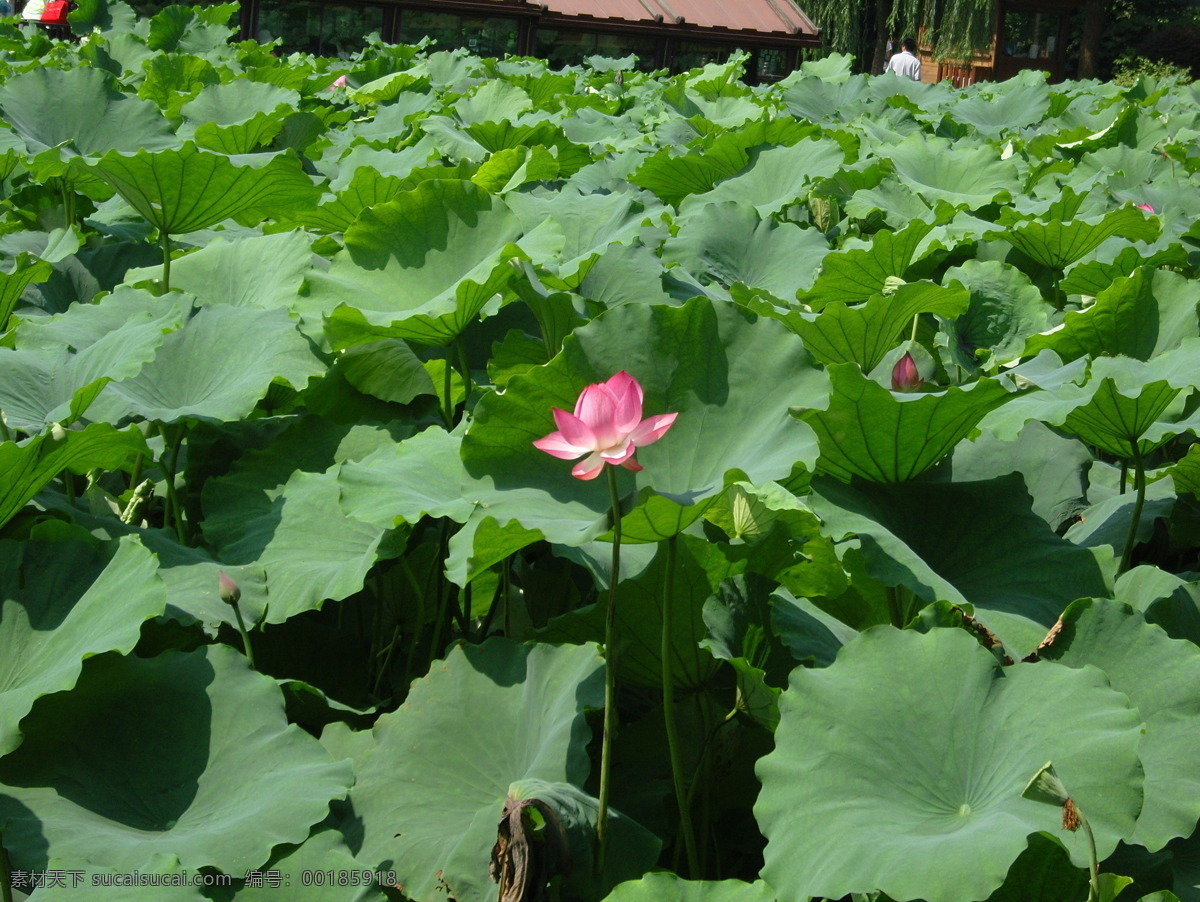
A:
[[161, 232, 172, 293], [886, 585, 906, 628], [910, 312, 920, 343], [661, 535, 700, 878], [441, 352, 454, 428], [454, 336, 473, 408], [63, 470, 75, 507], [1118, 441, 1147, 575], [162, 423, 187, 544], [0, 828, 11, 902], [1079, 810, 1100, 902], [596, 465, 623, 875], [400, 557, 426, 692], [0, 419, 9, 443], [1119, 459, 1128, 494], [230, 601, 257, 670], [372, 623, 403, 698]]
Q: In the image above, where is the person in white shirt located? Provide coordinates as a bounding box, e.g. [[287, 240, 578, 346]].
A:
[[884, 37, 922, 81], [20, 0, 46, 18]]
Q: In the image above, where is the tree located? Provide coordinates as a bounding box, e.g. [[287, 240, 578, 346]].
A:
[[800, 0, 996, 73]]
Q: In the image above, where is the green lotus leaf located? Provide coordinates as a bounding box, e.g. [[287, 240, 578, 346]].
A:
[[939, 260, 1054, 369], [1059, 244, 1189, 298], [11, 286, 189, 352], [0, 644, 353, 874], [506, 186, 661, 284], [178, 80, 299, 154], [84, 143, 322, 236], [347, 638, 659, 902], [983, 832, 1091, 902], [1036, 598, 1200, 850], [808, 474, 1114, 657], [798, 363, 1012, 483], [137, 52, 221, 116], [458, 296, 828, 567], [0, 535, 165, 756], [756, 627, 1144, 902], [940, 421, 1090, 531], [794, 280, 969, 372], [289, 167, 408, 234], [1025, 268, 1200, 363], [950, 76, 1051, 136], [770, 586, 860, 667], [991, 205, 1160, 271], [125, 231, 312, 310], [0, 67, 176, 155], [0, 296, 177, 432], [801, 219, 936, 309], [307, 180, 522, 348], [337, 426, 476, 529], [179, 78, 299, 131], [0, 423, 148, 530], [1063, 379, 1187, 459], [662, 202, 829, 300], [979, 345, 1200, 449], [1062, 476, 1176, 551], [603, 875, 776, 902], [680, 137, 846, 218], [630, 118, 813, 206], [202, 423, 405, 625], [0, 255, 53, 332], [89, 306, 323, 425], [147, 1, 238, 53], [887, 133, 1019, 209], [782, 73, 880, 123]]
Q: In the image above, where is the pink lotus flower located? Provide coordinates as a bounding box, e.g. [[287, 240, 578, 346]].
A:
[[891, 352, 924, 392], [327, 74, 347, 89], [533, 371, 677, 480], [218, 571, 241, 606], [1136, 202, 1155, 214]]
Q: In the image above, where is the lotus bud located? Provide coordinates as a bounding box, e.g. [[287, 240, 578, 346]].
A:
[[1136, 202, 1155, 214], [218, 571, 241, 607], [891, 352, 923, 392]]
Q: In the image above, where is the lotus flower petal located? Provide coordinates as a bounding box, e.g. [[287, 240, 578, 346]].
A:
[[571, 452, 606, 480], [552, 408, 597, 449], [533, 430, 590, 459], [627, 412, 678, 446]]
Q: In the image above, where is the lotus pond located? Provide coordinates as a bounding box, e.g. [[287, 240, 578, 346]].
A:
[[2, 3, 1200, 901]]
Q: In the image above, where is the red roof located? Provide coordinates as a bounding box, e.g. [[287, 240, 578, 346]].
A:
[[538, 0, 819, 37]]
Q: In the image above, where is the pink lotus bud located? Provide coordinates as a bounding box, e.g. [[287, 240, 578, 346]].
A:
[[1136, 202, 1155, 213], [218, 571, 241, 606], [533, 371, 678, 480], [891, 353, 923, 392], [327, 74, 347, 90]]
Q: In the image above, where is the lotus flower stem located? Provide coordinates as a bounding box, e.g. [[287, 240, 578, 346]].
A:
[[595, 464, 623, 875], [160, 231, 172, 294], [0, 420, 9, 443], [661, 535, 701, 878], [886, 585, 906, 627], [440, 354, 454, 428], [162, 423, 188, 544], [1080, 810, 1100, 902], [454, 337, 472, 409], [229, 598, 257, 670], [0, 828, 12, 902], [1118, 440, 1147, 575], [910, 313, 920, 343]]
